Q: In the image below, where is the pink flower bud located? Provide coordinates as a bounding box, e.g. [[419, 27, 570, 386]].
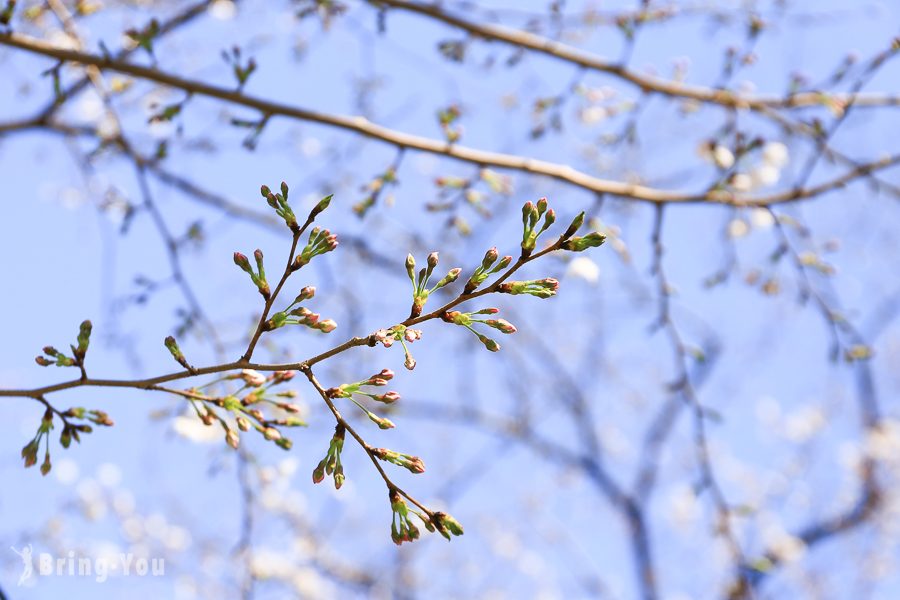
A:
[[374, 390, 401, 404], [233, 252, 251, 272], [312, 460, 326, 484], [481, 247, 499, 269], [273, 370, 295, 383], [317, 319, 337, 333], [486, 319, 517, 334], [240, 369, 267, 387]]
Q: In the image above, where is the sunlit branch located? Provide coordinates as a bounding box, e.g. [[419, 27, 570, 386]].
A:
[[3, 31, 899, 207]]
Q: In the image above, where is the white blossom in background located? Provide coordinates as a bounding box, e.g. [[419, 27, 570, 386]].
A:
[[865, 419, 900, 463], [54, 457, 80, 484], [97, 462, 123, 487], [300, 136, 322, 158], [762, 521, 807, 563], [727, 218, 749, 238], [172, 414, 220, 443], [667, 484, 700, 529], [565, 256, 600, 284], [750, 207, 775, 229], [74, 92, 104, 122], [47, 30, 80, 50], [209, 0, 237, 20], [291, 567, 334, 599], [762, 141, 790, 168], [713, 145, 735, 169], [731, 173, 753, 192], [782, 405, 827, 443], [579, 105, 609, 124], [751, 163, 781, 187], [112, 489, 136, 515], [96, 113, 121, 140]]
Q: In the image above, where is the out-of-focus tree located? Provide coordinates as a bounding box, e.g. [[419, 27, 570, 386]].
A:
[[1, 1, 900, 599]]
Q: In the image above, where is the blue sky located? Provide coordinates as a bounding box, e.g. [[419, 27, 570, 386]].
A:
[[2, 1, 900, 598]]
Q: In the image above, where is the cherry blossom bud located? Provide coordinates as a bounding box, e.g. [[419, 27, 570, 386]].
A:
[[76, 320, 92, 358], [476, 333, 500, 352], [433, 267, 461, 290], [405, 253, 416, 283], [273, 370, 295, 383], [561, 232, 606, 252], [317, 319, 337, 333], [312, 460, 326, 484], [485, 319, 517, 334], [481, 247, 499, 269], [494, 256, 512, 271], [373, 391, 401, 404], [240, 369, 267, 387], [225, 428, 240, 449], [562, 211, 586, 239], [294, 286, 316, 303], [233, 251, 252, 273]]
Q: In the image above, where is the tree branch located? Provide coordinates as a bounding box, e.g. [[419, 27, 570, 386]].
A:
[[3, 31, 898, 207]]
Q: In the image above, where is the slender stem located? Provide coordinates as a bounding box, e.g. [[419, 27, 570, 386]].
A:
[[0, 236, 563, 401], [302, 366, 433, 517]]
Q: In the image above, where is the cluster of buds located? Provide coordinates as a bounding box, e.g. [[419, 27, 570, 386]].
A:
[[21, 409, 54, 475], [374, 325, 423, 370], [558, 211, 606, 252], [34, 320, 92, 368], [372, 447, 425, 474], [354, 166, 397, 217], [125, 17, 160, 56], [22, 405, 113, 477], [388, 492, 464, 545], [390, 491, 422, 544], [222, 45, 257, 90], [498, 278, 559, 299], [312, 424, 346, 489], [292, 226, 338, 270], [62, 407, 114, 428], [464, 247, 513, 294], [431, 511, 465, 541], [441, 308, 516, 352], [261, 181, 299, 231], [561, 231, 606, 252], [264, 286, 337, 333], [233, 249, 270, 298], [190, 369, 303, 450], [326, 368, 399, 404], [406, 252, 461, 318], [521, 197, 556, 257], [35, 346, 75, 367], [325, 369, 399, 429], [437, 104, 462, 143], [163, 335, 197, 373]]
